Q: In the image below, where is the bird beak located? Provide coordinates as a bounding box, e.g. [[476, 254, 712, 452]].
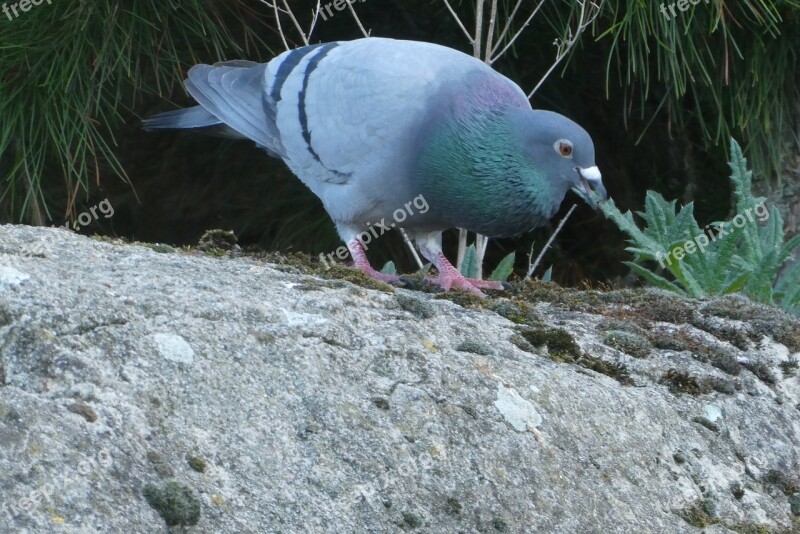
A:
[[571, 166, 607, 209]]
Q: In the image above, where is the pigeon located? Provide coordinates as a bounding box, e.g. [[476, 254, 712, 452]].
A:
[[143, 37, 606, 295]]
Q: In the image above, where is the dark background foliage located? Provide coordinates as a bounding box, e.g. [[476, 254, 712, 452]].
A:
[[1, 0, 798, 286]]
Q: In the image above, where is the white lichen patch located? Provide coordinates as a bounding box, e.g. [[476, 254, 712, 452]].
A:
[[703, 404, 723, 423], [494, 384, 542, 432], [283, 310, 328, 327], [153, 333, 195, 364], [0, 265, 30, 290]]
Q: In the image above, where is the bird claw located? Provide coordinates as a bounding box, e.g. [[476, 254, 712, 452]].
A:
[[398, 276, 436, 291], [424, 274, 504, 297], [462, 278, 507, 291], [360, 269, 405, 285]]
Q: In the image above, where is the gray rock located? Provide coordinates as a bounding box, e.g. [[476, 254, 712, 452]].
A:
[[1, 225, 799, 533]]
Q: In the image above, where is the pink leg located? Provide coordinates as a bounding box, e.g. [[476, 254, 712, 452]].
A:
[[427, 272, 505, 291], [414, 232, 505, 297], [423, 252, 505, 297], [346, 239, 402, 284]]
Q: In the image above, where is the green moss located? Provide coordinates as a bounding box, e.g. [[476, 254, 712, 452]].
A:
[[391, 273, 439, 294], [3, 407, 21, 422], [762, 319, 800, 354], [652, 327, 743, 375], [707, 376, 738, 395], [92, 235, 130, 245], [651, 332, 691, 352], [401, 511, 422, 528], [703, 296, 800, 352], [726, 523, 771, 534], [579, 355, 633, 385], [294, 280, 329, 291], [661, 369, 712, 396], [0, 303, 13, 327], [692, 416, 720, 433], [510, 334, 537, 354], [489, 299, 541, 325], [780, 357, 799, 376], [244, 247, 391, 293], [144, 243, 176, 254], [67, 402, 98, 423], [186, 455, 207, 473], [196, 229, 238, 253], [694, 344, 742, 376], [514, 286, 760, 358], [395, 294, 436, 319], [254, 250, 318, 274], [762, 469, 800, 496], [624, 291, 696, 325], [147, 451, 174, 478], [730, 482, 745, 500], [702, 296, 771, 320], [320, 265, 395, 293], [519, 327, 581, 363], [433, 291, 487, 309], [492, 517, 509, 531], [143, 479, 201, 527], [691, 316, 751, 350], [372, 397, 390, 411], [788, 493, 800, 517], [680, 499, 719, 527], [512, 327, 631, 384], [455, 340, 493, 356], [445, 497, 463, 515], [597, 318, 650, 336], [513, 279, 603, 312], [602, 330, 652, 358], [742, 361, 777, 385]]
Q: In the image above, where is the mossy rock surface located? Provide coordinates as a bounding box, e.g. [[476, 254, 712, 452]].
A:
[[2, 226, 799, 533]]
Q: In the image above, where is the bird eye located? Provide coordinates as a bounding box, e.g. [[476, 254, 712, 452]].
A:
[[554, 140, 573, 158]]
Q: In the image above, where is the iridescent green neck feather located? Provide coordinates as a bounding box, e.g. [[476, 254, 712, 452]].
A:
[[413, 107, 560, 237]]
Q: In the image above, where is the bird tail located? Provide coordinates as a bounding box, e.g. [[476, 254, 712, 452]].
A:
[[142, 60, 284, 157], [142, 105, 224, 130]]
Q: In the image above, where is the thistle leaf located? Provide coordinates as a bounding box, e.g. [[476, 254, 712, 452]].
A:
[[489, 252, 515, 282], [461, 244, 479, 279]]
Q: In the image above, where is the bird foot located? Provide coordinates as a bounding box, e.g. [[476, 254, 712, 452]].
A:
[[425, 272, 504, 297], [461, 277, 506, 291], [345, 238, 404, 285], [357, 265, 404, 285]]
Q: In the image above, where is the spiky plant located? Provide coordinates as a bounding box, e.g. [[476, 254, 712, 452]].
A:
[[600, 139, 800, 313]]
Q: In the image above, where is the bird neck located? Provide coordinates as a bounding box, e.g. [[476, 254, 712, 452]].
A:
[[413, 106, 559, 237]]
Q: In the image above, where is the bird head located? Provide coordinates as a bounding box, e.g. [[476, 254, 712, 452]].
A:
[[510, 109, 606, 209]]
